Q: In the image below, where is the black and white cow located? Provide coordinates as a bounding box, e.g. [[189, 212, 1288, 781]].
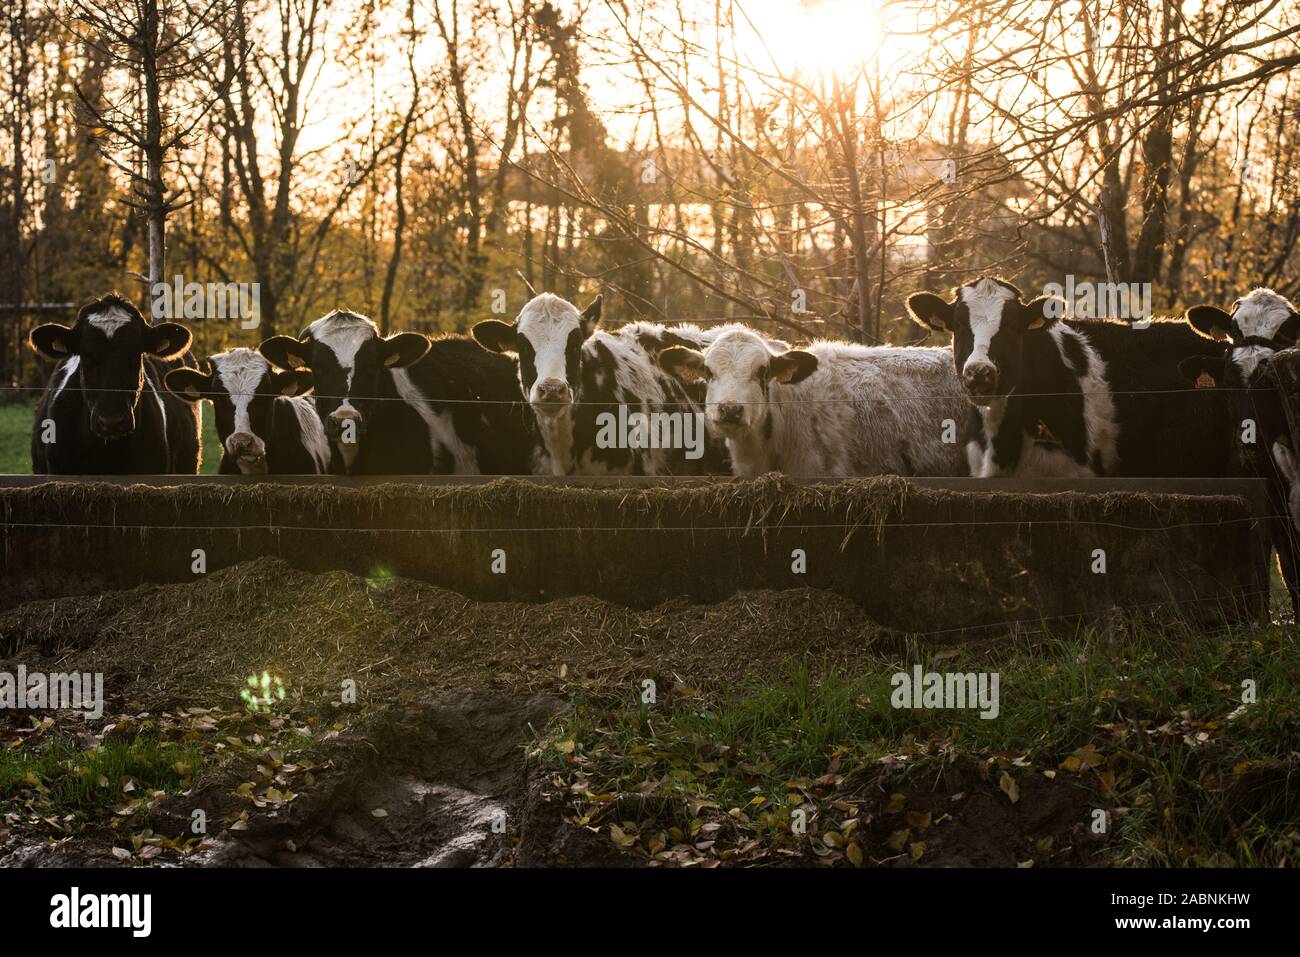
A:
[[906, 277, 1231, 478], [259, 310, 543, 475], [163, 348, 335, 475], [471, 293, 731, 475], [28, 294, 201, 474], [1180, 289, 1300, 613], [658, 328, 968, 478]]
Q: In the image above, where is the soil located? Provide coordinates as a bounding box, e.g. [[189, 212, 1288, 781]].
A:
[[0, 558, 1104, 868]]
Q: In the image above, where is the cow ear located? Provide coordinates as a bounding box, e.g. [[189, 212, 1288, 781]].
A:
[[378, 332, 429, 368], [471, 320, 517, 353], [658, 346, 708, 384], [579, 296, 602, 337], [164, 367, 210, 403], [144, 322, 192, 359], [260, 335, 311, 370], [906, 293, 953, 332], [1185, 304, 1232, 340], [272, 368, 314, 397], [29, 323, 78, 360], [770, 349, 818, 385], [1022, 296, 1061, 332], [1179, 355, 1225, 388]]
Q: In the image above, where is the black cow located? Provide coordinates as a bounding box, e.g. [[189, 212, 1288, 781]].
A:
[[1180, 289, 1300, 614], [259, 310, 542, 474], [164, 348, 336, 475], [906, 277, 1230, 478], [28, 294, 200, 474]]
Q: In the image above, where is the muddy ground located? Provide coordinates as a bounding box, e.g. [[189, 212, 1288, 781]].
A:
[[1, 558, 1118, 867]]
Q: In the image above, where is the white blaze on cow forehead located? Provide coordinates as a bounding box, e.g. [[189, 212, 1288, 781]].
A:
[[1232, 288, 1296, 339], [516, 293, 583, 336], [959, 279, 1017, 370], [704, 329, 776, 377], [212, 348, 270, 436], [305, 311, 378, 409], [517, 294, 583, 370], [87, 305, 134, 338]]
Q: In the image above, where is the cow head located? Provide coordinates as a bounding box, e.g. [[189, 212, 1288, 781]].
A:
[[907, 277, 1058, 405], [258, 310, 428, 468], [28, 294, 192, 440], [1182, 291, 1300, 479], [471, 294, 602, 420], [658, 329, 817, 438], [165, 348, 313, 474], [1184, 288, 1300, 388]]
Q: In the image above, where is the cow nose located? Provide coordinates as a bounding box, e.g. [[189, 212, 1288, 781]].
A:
[[714, 403, 745, 425], [93, 410, 133, 439], [327, 408, 365, 439], [963, 365, 998, 392], [225, 431, 264, 459], [533, 378, 571, 406]]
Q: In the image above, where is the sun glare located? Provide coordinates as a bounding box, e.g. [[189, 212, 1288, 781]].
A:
[[747, 0, 883, 77]]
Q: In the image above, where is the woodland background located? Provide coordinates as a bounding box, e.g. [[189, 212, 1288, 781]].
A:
[[3, 0, 1300, 387]]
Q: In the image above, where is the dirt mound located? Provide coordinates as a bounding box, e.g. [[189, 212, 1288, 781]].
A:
[[0, 556, 897, 710]]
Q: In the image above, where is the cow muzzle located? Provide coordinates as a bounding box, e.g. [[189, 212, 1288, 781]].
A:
[[961, 363, 1000, 404], [531, 378, 572, 416], [225, 431, 267, 473], [326, 408, 366, 442], [708, 402, 748, 435], [91, 408, 135, 440]]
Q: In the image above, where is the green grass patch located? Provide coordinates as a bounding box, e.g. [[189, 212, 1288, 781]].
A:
[[0, 395, 221, 474], [0, 397, 35, 473], [541, 619, 1299, 866], [0, 734, 203, 811]]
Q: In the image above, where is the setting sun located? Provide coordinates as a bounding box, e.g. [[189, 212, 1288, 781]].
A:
[[744, 0, 884, 76]]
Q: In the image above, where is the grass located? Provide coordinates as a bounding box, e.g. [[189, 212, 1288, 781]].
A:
[[540, 617, 1300, 866], [0, 734, 203, 811], [0, 395, 221, 474], [0, 397, 34, 473]]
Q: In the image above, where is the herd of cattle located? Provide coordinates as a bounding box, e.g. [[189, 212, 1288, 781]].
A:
[[23, 276, 1300, 609]]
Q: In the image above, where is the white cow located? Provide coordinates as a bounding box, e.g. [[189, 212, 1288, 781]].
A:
[[658, 328, 969, 478]]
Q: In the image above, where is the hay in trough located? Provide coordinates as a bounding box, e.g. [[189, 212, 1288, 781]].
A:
[[0, 476, 1267, 634]]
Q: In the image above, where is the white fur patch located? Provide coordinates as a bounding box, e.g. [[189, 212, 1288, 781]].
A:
[[287, 396, 332, 472], [51, 355, 80, 403], [1052, 325, 1118, 474], [88, 306, 134, 337], [306, 311, 378, 412], [212, 348, 269, 437], [145, 374, 168, 461], [958, 279, 1015, 375], [515, 293, 585, 402], [390, 368, 480, 474]]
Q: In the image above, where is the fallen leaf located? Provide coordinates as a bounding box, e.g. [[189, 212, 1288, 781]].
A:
[[999, 771, 1020, 804]]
